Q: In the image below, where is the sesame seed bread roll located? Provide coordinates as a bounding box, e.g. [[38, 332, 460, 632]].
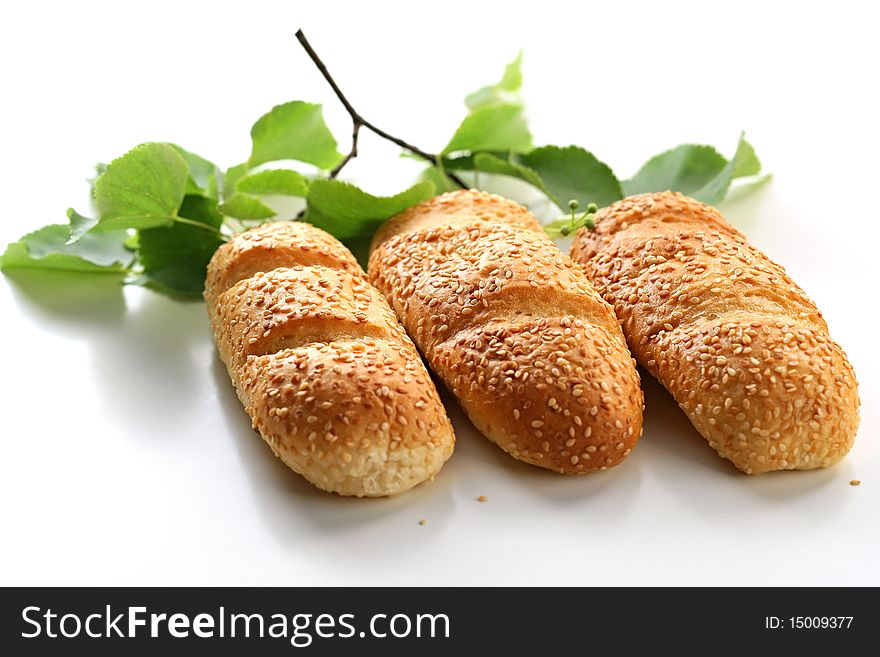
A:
[[205, 221, 455, 497], [570, 192, 859, 474], [369, 190, 644, 474]]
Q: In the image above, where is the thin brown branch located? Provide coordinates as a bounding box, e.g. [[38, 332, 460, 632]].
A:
[[330, 122, 360, 178], [295, 29, 466, 188]]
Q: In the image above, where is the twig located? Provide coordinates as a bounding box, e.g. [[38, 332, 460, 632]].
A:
[[330, 122, 359, 177], [295, 29, 467, 188]]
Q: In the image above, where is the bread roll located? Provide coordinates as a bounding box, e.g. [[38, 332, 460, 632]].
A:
[[205, 221, 455, 497], [369, 190, 644, 474], [570, 192, 859, 473]]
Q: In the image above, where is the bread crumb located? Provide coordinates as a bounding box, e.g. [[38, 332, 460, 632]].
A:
[[418, 518, 428, 525], [477, 495, 488, 503], [850, 480, 861, 487]]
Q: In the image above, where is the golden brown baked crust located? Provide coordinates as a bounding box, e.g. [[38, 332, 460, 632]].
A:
[[570, 192, 860, 473], [206, 222, 454, 497], [205, 222, 363, 305], [369, 190, 644, 473]]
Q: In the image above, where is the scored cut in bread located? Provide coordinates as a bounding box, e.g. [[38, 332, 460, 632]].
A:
[[571, 192, 859, 473], [205, 221, 455, 497], [369, 190, 644, 474]]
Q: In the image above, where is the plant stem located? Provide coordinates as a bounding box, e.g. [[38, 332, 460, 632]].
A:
[[174, 216, 228, 241], [295, 29, 466, 188]]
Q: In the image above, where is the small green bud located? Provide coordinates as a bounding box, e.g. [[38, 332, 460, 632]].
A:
[[568, 199, 579, 212], [586, 202, 598, 213], [560, 225, 571, 236], [584, 216, 596, 230]]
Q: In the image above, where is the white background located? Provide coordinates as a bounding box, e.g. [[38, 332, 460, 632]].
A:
[[1, 0, 878, 585]]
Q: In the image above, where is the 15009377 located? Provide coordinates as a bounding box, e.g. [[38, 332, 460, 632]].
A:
[[765, 617, 854, 629]]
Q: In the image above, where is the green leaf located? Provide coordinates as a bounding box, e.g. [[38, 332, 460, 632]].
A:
[[306, 180, 435, 240], [731, 138, 761, 178], [690, 135, 760, 204], [418, 166, 456, 194], [520, 146, 622, 209], [341, 235, 373, 271], [136, 195, 225, 297], [464, 147, 622, 210], [248, 101, 344, 170], [87, 162, 107, 189], [437, 152, 482, 171], [66, 208, 98, 244], [739, 172, 773, 189], [236, 169, 309, 197], [465, 51, 523, 110], [623, 134, 764, 204], [123, 232, 140, 251], [93, 142, 188, 231], [224, 163, 250, 197], [472, 152, 547, 193], [725, 173, 773, 202], [1, 224, 131, 273], [170, 144, 222, 198], [443, 103, 533, 155], [179, 194, 224, 229], [623, 144, 727, 198], [497, 51, 524, 91], [218, 193, 277, 220]]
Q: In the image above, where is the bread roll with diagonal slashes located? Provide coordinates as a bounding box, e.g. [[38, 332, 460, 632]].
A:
[[205, 221, 455, 497], [369, 190, 643, 473], [570, 192, 859, 473]]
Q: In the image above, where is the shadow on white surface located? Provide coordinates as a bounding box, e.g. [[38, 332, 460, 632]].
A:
[[437, 388, 644, 506], [4, 269, 127, 325], [208, 356, 456, 531], [4, 265, 857, 579], [209, 354, 647, 540], [638, 371, 733, 474], [638, 367, 846, 509], [6, 268, 644, 546], [6, 271, 213, 437]]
